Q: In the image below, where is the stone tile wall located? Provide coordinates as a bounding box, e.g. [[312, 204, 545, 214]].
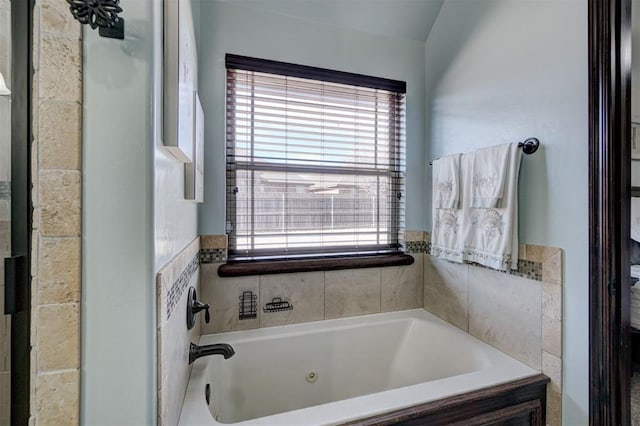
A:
[[197, 232, 562, 425], [421, 232, 563, 426], [30, 1, 82, 425], [201, 231, 562, 425], [199, 235, 423, 334], [156, 237, 201, 426]]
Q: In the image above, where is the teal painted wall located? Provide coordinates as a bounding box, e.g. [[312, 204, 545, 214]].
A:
[[82, 0, 156, 419], [197, 1, 427, 234], [424, 1, 588, 423], [83, 0, 198, 423]]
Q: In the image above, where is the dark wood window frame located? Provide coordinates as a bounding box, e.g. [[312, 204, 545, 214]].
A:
[[224, 54, 407, 265], [589, 0, 632, 424], [218, 253, 414, 277]]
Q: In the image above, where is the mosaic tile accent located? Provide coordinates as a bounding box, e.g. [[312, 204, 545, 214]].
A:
[[200, 248, 227, 264], [198, 230, 542, 282], [166, 254, 200, 320], [405, 240, 430, 254], [467, 258, 543, 281], [413, 231, 545, 281], [0, 181, 9, 200]]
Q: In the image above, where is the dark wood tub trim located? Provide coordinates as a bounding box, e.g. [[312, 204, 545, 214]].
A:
[[218, 253, 414, 277], [341, 374, 550, 426]]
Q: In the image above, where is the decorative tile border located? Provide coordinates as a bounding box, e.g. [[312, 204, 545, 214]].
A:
[[411, 231, 559, 284], [200, 248, 227, 264], [0, 181, 9, 200], [156, 237, 202, 426], [405, 240, 430, 254], [468, 258, 542, 281], [166, 254, 200, 320], [196, 232, 552, 283]]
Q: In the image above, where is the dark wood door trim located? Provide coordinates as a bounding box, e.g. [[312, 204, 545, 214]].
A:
[[8, 0, 34, 424], [589, 0, 632, 424]]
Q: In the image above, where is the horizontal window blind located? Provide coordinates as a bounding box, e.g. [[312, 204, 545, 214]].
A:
[[226, 55, 406, 260]]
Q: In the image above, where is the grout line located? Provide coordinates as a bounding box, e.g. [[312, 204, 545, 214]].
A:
[[38, 235, 81, 240], [36, 99, 81, 106], [323, 271, 326, 320], [33, 301, 81, 309], [39, 31, 82, 41], [378, 268, 382, 313], [466, 264, 470, 332], [258, 275, 262, 328], [35, 368, 79, 377]]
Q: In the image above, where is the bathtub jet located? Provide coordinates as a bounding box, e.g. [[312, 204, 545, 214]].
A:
[[189, 342, 235, 364]]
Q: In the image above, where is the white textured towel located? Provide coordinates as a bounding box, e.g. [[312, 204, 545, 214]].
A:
[[431, 143, 522, 271], [430, 153, 464, 264], [632, 285, 640, 329], [432, 154, 461, 209], [463, 143, 521, 270], [632, 197, 640, 243], [632, 265, 640, 330], [430, 206, 464, 264], [470, 143, 511, 208]]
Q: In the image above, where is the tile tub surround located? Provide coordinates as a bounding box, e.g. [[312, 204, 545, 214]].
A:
[[196, 232, 560, 424], [199, 255, 424, 334], [156, 237, 202, 426], [198, 232, 423, 332], [423, 245, 563, 426]]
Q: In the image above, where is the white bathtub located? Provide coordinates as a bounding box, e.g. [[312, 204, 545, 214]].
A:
[[178, 309, 538, 425]]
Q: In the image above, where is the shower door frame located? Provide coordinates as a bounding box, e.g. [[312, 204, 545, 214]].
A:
[[589, 0, 632, 424], [7, 0, 33, 424]]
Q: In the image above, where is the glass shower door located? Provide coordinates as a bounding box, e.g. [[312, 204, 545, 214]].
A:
[[0, 1, 10, 423]]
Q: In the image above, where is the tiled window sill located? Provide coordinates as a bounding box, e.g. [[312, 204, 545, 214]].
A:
[[217, 253, 415, 277]]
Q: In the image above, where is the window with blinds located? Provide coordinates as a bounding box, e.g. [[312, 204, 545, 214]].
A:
[[225, 54, 406, 261]]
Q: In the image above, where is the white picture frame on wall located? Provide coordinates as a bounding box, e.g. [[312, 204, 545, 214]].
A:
[[163, 0, 197, 163], [185, 92, 204, 202], [633, 122, 640, 160]]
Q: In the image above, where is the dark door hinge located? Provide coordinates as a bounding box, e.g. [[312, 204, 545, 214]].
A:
[[4, 255, 27, 315]]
